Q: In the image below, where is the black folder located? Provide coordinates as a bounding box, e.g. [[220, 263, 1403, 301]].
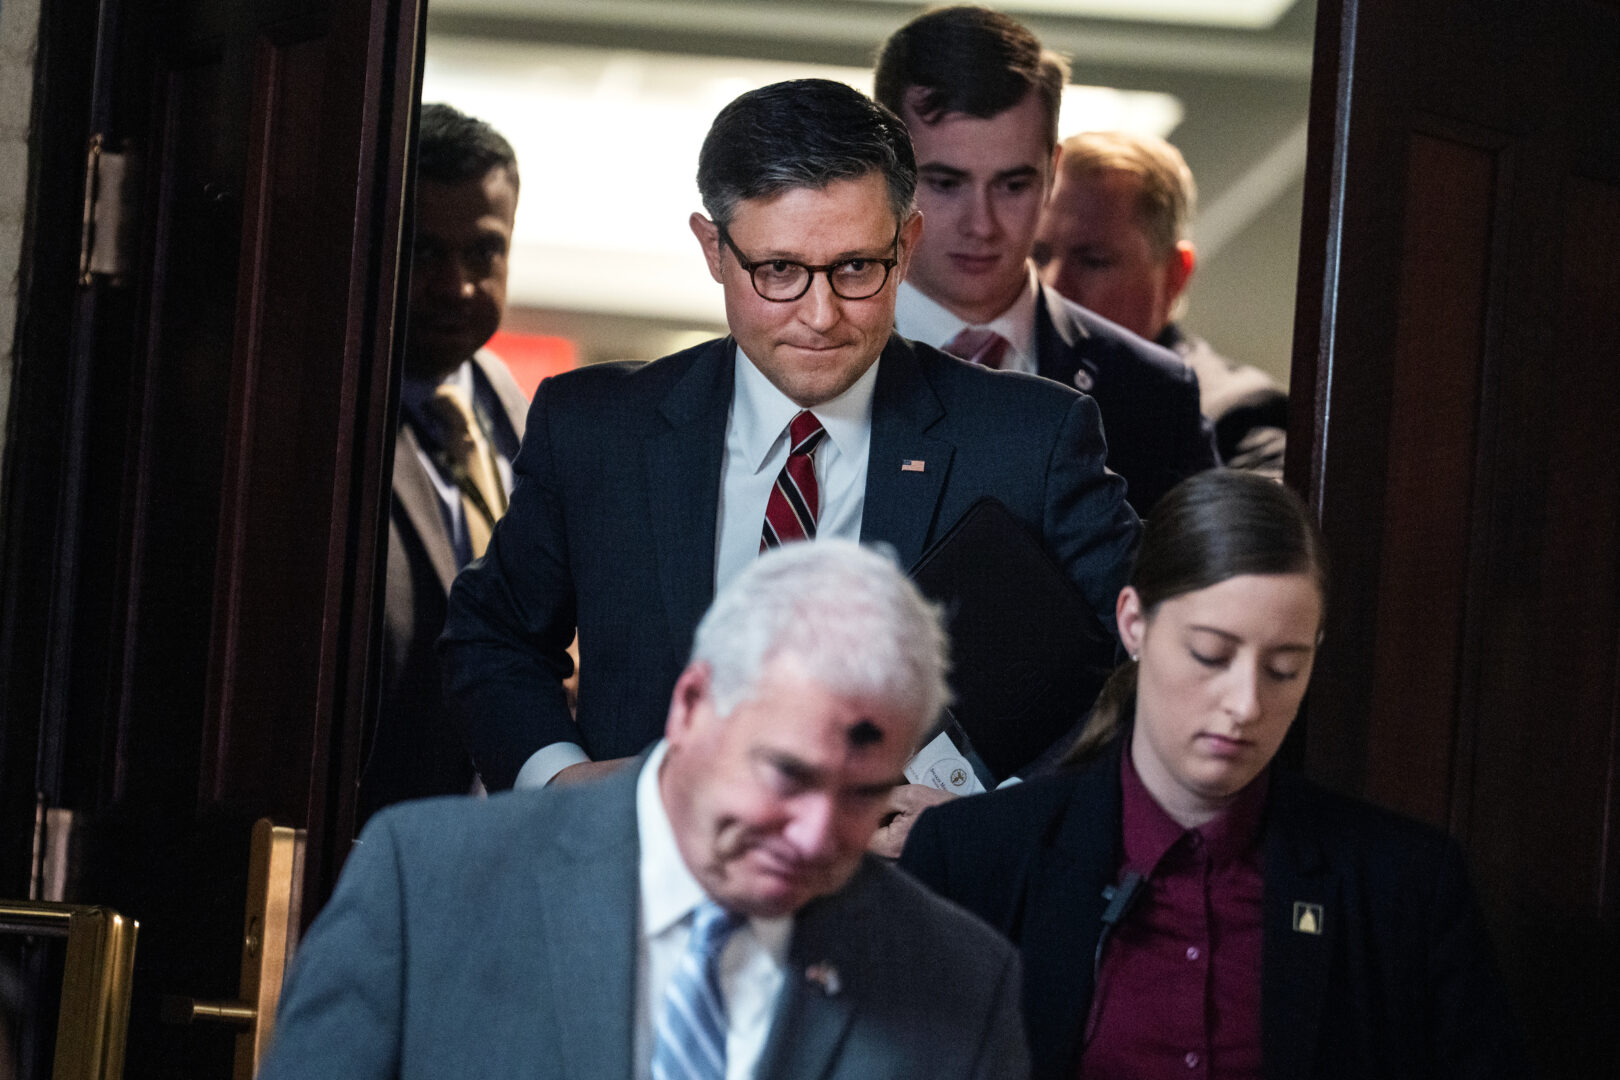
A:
[[908, 498, 1118, 781]]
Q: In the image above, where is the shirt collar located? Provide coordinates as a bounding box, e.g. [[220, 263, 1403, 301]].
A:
[[732, 344, 880, 474], [895, 265, 1039, 363], [636, 741, 794, 955], [1119, 739, 1270, 875]]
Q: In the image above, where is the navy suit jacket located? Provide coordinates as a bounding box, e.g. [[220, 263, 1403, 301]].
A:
[[440, 334, 1140, 791], [900, 737, 1531, 1080], [259, 762, 1031, 1079], [1032, 284, 1217, 515]]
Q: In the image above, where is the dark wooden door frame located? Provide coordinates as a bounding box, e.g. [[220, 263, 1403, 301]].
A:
[[1, 0, 426, 1068], [1287, 1, 1620, 1072]]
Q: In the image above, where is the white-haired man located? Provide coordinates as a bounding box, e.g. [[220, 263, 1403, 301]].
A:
[[260, 541, 1030, 1080]]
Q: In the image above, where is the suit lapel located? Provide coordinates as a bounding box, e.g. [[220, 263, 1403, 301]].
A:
[[1260, 773, 1337, 1080], [645, 340, 733, 642], [860, 337, 953, 569], [393, 425, 459, 592], [472, 346, 531, 441], [1021, 748, 1122, 1075], [536, 766, 642, 1080], [1034, 285, 1097, 394], [755, 870, 870, 1080]]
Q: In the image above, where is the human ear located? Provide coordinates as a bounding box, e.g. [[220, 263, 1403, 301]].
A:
[[1044, 142, 1062, 201], [664, 662, 714, 746], [895, 210, 925, 282], [1116, 586, 1147, 660], [689, 213, 725, 282], [1164, 241, 1196, 304]]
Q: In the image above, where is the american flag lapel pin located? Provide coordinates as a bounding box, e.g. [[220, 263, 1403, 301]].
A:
[[901, 459, 926, 473]]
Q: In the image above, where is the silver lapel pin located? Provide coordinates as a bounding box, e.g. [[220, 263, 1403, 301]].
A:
[[804, 961, 842, 996]]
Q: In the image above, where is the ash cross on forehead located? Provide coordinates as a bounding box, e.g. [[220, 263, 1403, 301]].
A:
[[847, 719, 884, 747]]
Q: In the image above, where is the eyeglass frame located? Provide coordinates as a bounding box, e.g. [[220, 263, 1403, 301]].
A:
[[717, 221, 903, 302]]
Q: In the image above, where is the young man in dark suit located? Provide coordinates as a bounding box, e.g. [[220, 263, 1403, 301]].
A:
[[438, 80, 1140, 848], [875, 5, 1218, 516]]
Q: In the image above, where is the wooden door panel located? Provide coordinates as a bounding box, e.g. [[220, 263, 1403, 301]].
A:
[[203, 28, 334, 818], [1364, 130, 1496, 827], [1293, 1, 1620, 1071], [0, 0, 419, 1070]]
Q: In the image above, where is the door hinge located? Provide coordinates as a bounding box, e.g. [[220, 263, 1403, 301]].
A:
[[79, 133, 140, 286]]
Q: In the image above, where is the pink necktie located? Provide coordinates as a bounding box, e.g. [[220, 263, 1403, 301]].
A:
[[945, 327, 1011, 370]]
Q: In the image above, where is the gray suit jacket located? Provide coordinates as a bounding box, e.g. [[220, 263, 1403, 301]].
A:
[[260, 764, 1032, 1079], [360, 351, 529, 819]]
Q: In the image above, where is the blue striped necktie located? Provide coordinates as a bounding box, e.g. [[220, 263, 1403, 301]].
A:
[[651, 899, 744, 1080]]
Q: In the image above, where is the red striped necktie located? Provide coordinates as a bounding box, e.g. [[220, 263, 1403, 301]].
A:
[[945, 327, 1011, 370], [760, 410, 827, 551]]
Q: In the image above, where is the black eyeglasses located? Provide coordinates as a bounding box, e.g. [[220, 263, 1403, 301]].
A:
[[719, 223, 901, 302]]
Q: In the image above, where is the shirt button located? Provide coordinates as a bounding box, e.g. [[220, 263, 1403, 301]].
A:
[[1186, 946, 1201, 961], [1185, 1051, 1201, 1068]]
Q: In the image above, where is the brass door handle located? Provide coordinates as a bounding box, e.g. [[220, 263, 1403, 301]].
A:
[[161, 819, 305, 1080], [159, 995, 257, 1026]]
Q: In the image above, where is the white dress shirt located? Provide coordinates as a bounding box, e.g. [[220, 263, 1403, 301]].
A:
[[894, 267, 1041, 375], [635, 742, 793, 1080], [713, 345, 876, 593], [515, 347, 876, 791]]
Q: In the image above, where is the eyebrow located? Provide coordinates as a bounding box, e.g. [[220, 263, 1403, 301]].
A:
[[758, 750, 905, 797], [918, 163, 1041, 184], [746, 246, 892, 264], [1187, 625, 1315, 652], [853, 775, 907, 798]]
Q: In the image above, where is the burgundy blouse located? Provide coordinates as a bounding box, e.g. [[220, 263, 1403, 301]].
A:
[[1080, 750, 1269, 1079]]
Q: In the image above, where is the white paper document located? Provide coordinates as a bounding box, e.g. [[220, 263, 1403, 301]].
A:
[[905, 731, 987, 796]]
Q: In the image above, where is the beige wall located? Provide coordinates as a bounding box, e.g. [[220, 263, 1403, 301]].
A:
[[0, 0, 40, 499]]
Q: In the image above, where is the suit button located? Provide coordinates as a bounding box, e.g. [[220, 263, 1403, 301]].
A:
[[1185, 1052, 1200, 1068]]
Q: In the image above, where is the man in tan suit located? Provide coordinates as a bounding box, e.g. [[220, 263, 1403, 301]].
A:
[[360, 104, 530, 820]]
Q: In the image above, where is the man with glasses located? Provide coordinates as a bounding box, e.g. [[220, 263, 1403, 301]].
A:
[[440, 80, 1139, 844]]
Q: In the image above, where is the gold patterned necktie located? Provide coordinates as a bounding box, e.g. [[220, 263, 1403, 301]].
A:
[[425, 384, 507, 559]]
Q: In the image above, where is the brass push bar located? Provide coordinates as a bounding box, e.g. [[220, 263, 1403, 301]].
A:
[[0, 901, 138, 1080]]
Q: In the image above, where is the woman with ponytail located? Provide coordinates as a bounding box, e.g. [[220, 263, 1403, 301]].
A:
[[900, 470, 1528, 1079]]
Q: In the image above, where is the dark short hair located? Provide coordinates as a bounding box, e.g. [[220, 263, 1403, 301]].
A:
[[1064, 470, 1328, 764], [874, 5, 1069, 147], [417, 103, 519, 191], [696, 79, 917, 232]]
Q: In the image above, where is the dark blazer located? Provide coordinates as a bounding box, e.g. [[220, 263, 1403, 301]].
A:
[[1033, 284, 1218, 515], [259, 761, 1031, 1080], [440, 335, 1140, 791], [899, 738, 1530, 1080], [360, 352, 528, 819]]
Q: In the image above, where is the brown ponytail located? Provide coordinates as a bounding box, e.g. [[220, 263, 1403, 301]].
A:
[[1060, 661, 1137, 767], [1057, 470, 1327, 770]]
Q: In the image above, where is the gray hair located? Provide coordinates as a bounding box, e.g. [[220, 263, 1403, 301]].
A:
[[690, 541, 951, 736], [696, 79, 917, 233]]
